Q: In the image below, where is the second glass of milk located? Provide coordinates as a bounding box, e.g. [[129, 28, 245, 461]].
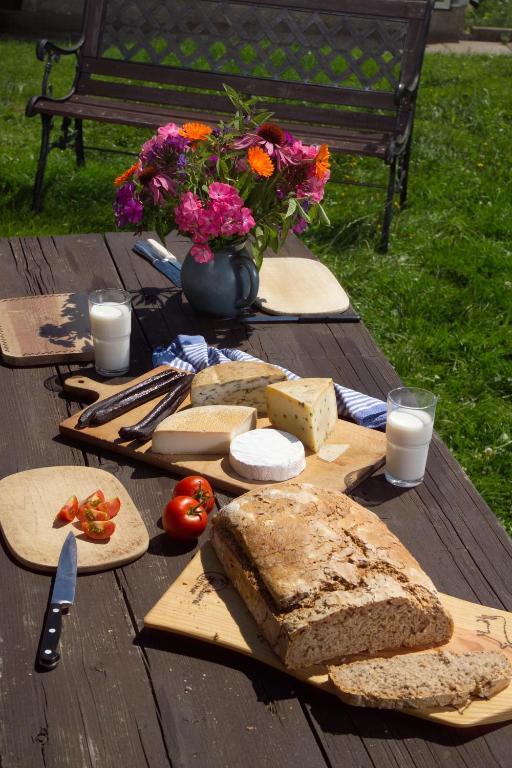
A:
[[385, 387, 438, 488], [88, 289, 132, 377]]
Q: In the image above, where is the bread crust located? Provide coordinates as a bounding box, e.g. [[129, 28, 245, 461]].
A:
[[211, 483, 454, 669]]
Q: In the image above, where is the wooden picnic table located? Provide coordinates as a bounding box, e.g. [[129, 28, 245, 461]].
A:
[[1, 231, 512, 768]]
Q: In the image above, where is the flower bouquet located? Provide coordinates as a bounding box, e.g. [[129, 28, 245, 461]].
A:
[[114, 86, 330, 265]]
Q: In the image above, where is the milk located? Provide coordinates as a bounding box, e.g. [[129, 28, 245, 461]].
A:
[[385, 409, 434, 485], [89, 302, 131, 375]]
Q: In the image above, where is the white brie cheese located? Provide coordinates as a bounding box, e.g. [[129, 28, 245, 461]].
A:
[[229, 428, 306, 481], [151, 405, 256, 454]]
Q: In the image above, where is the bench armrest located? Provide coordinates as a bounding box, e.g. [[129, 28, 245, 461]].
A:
[[36, 37, 84, 62], [26, 36, 84, 114], [394, 74, 420, 106]]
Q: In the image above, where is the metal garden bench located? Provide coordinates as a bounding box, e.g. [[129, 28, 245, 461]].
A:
[[26, 0, 434, 251]]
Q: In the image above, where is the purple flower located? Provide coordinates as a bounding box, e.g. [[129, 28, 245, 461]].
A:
[[146, 174, 177, 206], [292, 217, 308, 235], [114, 183, 143, 227]]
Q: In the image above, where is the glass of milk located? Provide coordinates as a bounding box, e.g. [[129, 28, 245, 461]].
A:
[[88, 289, 132, 377], [385, 387, 438, 488]]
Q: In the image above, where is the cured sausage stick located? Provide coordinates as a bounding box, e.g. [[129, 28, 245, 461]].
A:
[[77, 369, 184, 427], [118, 374, 194, 441]]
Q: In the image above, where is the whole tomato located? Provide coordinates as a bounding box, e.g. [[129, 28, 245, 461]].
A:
[[173, 475, 215, 513], [162, 495, 208, 540]]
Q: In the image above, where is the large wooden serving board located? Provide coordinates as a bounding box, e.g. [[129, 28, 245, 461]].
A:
[[0, 293, 93, 365], [255, 257, 350, 315], [0, 466, 149, 572], [60, 367, 386, 496], [144, 543, 512, 728]]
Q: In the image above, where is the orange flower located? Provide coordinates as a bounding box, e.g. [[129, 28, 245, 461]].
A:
[[315, 144, 330, 179], [114, 161, 140, 187], [247, 146, 274, 178], [179, 122, 212, 141]]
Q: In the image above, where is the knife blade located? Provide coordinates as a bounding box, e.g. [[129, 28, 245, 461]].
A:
[[132, 240, 182, 288], [38, 531, 77, 670], [239, 313, 361, 324]]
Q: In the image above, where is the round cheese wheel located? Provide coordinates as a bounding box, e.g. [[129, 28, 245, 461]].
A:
[[229, 428, 306, 482]]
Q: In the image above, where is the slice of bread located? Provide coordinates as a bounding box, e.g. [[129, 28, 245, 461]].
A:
[[328, 650, 512, 710]]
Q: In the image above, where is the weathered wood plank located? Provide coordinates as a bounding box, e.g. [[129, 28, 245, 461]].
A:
[[3, 232, 512, 768], [0, 236, 171, 768]]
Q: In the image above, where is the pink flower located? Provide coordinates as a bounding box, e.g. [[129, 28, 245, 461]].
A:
[[190, 243, 214, 263], [296, 169, 329, 203], [208, 182, 242, 206], [157, 122, 181, 139], [239, 207, 255, 234]]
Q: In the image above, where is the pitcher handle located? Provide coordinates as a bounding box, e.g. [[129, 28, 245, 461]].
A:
[[235, 257, 259, 309]]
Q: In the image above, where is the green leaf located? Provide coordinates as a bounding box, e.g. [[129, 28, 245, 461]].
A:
[[285, 197, 297, 219], [317, 202, 331, 226], [296, 200, 311, 224]]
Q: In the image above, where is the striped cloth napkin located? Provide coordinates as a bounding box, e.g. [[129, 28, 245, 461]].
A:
[[153, 334, 387, 430]]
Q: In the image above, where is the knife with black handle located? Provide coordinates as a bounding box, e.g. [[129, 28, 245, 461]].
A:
[[38, 531, 77, 671]]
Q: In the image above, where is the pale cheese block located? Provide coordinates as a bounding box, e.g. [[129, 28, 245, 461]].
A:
[[229, 428, 306, 482], [151, 405, 256, 455], [191, 361, 287, 416], [265, 378, 338, 452]]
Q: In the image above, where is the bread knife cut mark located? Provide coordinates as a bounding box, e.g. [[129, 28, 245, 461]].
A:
[[317, 444, 349, 463]]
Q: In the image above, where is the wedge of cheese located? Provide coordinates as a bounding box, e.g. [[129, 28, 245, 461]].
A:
[[265, 379, 338, 452], [191, 361, 286, 416], [151, 405, 257, 455]]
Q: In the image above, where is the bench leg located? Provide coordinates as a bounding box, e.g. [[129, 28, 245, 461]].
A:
[[75, 119, 85, 166], [379, 158, 397, 253], [398, 137, 413, 210], [32, 114, 52, 213]]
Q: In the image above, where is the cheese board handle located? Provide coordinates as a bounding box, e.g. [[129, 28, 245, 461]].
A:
[[63, 375, 129, 402]]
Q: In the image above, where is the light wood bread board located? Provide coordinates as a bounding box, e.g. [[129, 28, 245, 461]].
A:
[[144, 543, 512, 728], [0, 293, 93, 365], [0, 467, 149, 572], [255, 257, 350, 315], [59, 367, 386, 496]]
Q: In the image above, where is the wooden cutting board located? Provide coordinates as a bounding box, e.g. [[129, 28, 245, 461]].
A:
[[144, 542, 512, 728], [0, 293, 93, 366], [59, 367, 386, 496], [0, 466, 149, 572], [255, 257, 350, 315]]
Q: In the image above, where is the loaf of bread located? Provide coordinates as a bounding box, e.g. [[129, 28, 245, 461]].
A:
[[211, 483, 454, 669], [328, 650, 512, 709]]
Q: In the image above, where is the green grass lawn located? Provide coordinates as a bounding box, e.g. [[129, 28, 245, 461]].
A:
[[0, 39, 510, 533]]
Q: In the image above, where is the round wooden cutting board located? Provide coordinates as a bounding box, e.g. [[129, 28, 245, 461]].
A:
[[255, 257, 350, 315], [0, 466, 149, 572]]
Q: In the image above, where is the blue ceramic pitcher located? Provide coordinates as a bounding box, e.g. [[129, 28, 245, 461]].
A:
[[180, 245, 259, 318]]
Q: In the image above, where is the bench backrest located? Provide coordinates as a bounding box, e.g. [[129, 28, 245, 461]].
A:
[[78, 0, 433, 132]]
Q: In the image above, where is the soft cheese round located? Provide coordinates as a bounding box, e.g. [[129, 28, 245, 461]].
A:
[[229, 429, 306, 481]]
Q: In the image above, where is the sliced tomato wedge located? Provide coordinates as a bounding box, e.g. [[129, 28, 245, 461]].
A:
[[80, 489, 105, 508], [81, 520, 116, 540], [55, 495, 79, 523], [97, 497, 121, 519], [77, 503, 111, 523]]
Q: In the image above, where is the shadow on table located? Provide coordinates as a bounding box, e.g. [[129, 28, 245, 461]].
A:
[[301, 682, 512, 746], [137, 624, 303, 706], [137, 624, 511, 745], [130, 286, 254, 349]]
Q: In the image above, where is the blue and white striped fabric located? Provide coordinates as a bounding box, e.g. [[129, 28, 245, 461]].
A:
[[153, 334, 387, 430]]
